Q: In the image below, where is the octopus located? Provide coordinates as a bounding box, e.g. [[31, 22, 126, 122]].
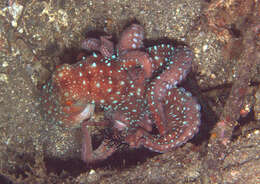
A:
[[40, 24, 201, 163]]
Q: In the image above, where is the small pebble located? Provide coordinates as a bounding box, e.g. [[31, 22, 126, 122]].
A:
[[87, 169, 100, 183], [0, 73, 8, 83], [202, 44, 208, 52], [2, 61, 8, 67]]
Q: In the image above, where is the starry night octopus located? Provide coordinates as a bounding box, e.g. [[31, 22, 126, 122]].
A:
[[40, 24, 201, 163]]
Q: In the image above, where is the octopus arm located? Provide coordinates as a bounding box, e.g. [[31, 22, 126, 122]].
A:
[[143, 87, 201, 152], [147, 45, 194, 135]]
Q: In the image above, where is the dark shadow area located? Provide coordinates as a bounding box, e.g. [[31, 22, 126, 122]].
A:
[[59, 47, 88, 65], [44, 157, 88, 176], [44, 148, 158, 176], [0, 174, 13, 184], [181, 72, 218, 151]]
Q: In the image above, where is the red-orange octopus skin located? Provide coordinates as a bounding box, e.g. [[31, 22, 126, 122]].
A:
[[40, 52, 145, 126]]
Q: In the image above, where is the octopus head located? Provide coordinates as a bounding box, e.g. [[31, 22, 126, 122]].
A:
[[40, 64, 94, 127]]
